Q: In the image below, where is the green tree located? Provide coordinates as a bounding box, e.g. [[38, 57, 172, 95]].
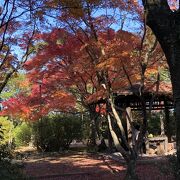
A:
[[13, 122, 32, 147]]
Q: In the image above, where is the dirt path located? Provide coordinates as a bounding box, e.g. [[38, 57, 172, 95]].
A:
[[22, 151, 175, 180]]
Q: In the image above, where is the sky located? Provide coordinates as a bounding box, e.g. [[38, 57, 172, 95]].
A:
[[0, 0, 143, 68]]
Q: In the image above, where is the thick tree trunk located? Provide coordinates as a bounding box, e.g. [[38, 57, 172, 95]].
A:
[[175, 99, 180, 177], [88, 105, 102, 147], [168, 48, 180, 178], [107, 110, 139, 180], [125, 159, 138, 180], [89, 117, 97, 147], [142, 1, 180, 177], [108, 128, 113, 153]]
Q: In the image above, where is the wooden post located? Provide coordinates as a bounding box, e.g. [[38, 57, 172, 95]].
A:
[[160, 111, 165, 135], [164, 136, 168, 153], [164, 100, 171, 142]]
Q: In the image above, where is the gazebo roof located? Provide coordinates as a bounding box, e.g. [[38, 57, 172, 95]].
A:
[[86, 81, 173, 110], [115, 81, 172, 96]]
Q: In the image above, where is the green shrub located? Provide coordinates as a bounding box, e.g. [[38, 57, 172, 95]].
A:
[[0, 120, 24, 179], [148, 113, 161, 136], [148, 111, 175, 137], [0, 144, 13, 161], [0, 117, 14, 146], [0, 120, 13, 161], [13, 122, 32, 147], [0, 143, 24, 180], [32, 114, 82, 152], [0, 160, 24, 180]]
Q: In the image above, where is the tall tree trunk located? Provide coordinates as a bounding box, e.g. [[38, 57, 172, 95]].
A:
[[107, 110, 139, 179], [125, 159, 138, 180], [142, 0, 180, 177], [166, 44, 180, 178], [175, 98, 180, 176], [108, 128, 113, 153], [89, 113, 97, 147], [88, 105, 102, 147]]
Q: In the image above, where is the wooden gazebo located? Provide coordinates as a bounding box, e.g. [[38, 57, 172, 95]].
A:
[[116, 82, 173, 144], [114, 82, 173, 111], [87, 81, 173, 143], [87, 81, 173, 110]]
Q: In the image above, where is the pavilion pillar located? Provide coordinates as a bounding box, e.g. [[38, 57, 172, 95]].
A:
[[126, 107, 133, 143], [164, 100, 171, 142], [160, 111, 165, 135]]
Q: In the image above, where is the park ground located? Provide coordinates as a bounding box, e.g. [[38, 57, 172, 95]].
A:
[[15, 147, 176, 180]]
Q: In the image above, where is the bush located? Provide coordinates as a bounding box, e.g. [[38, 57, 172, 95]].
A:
[[0, 117, 14, 146], [148, 111, 175, 137], [0, 119, 13, 161], [0, 125, 24, 179], [13, 122, 32, 147], [148, 113, 161, 136], [0, 160, 24, 180], [32, 114, 82, 152], [0, 144, 13, 161]]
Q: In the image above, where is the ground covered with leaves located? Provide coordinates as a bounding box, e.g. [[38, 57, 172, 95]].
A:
[[22, 151, 175, 180]]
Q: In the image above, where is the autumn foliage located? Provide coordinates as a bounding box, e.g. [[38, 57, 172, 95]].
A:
[[0, 0, 169, 123], [1, 25, 167, 121]]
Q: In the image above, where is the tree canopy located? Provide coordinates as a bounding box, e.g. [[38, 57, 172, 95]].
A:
[[1, 0, 179, 179]]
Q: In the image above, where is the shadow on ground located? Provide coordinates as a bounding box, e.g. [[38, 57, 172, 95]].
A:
[[20, 150, 175, 180]]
